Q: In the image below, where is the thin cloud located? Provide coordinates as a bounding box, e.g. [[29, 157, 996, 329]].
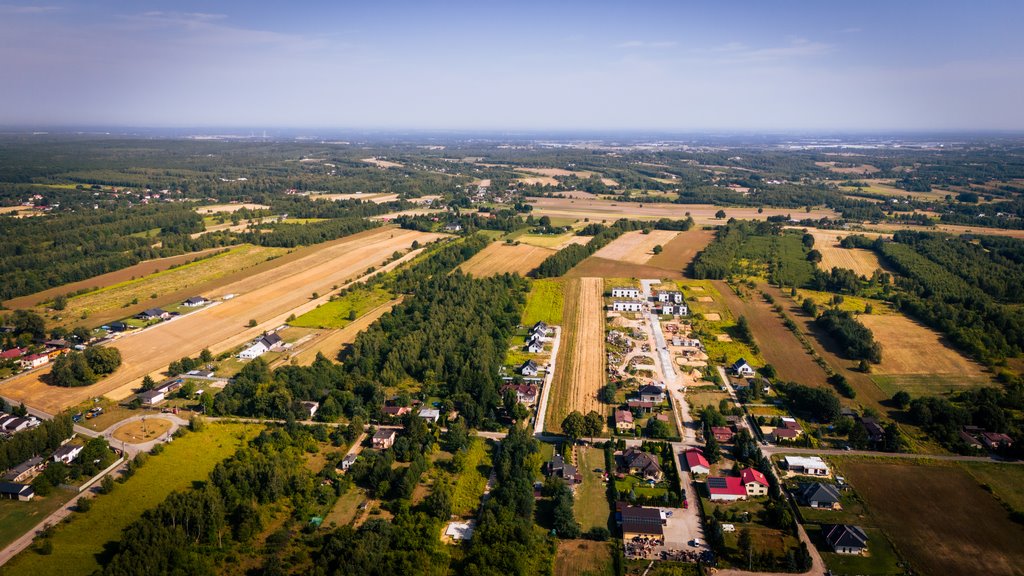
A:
[[691, 38, 833, 64], [0, 4, 61, 14], [615, 40, 677, 49]]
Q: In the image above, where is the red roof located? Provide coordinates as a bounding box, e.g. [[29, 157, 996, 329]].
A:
[[707, 476, 746, 496], [774, 428, 800, 439], [22, 353, 47, 361], [685, 450, 710, 471], [711, 426, 734, 440], [614, 410, 633, 424], [0, 348, 26, 359], [741, 467, 769, 487]]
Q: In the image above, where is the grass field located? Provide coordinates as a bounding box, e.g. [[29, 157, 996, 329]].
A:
[[683, 281, 763, 367], [522, 279, 565, 326], [459, 242, 554, 276], [323, 486, 368, 528], [290, 287, 394, 329], [554, 539, 614, 576], [807, 525, 903, 576], [545, 278, 604, 432], [451, 438, 493, 517], [290, 298, 402, 365], [5, 423, 260, 576], [0, 488, 77, 551], [959, 462, 1024, 513], [110, 418, 174, 444], [573, 446, 610, 531], [685, 389, 730, 412], [841, 459, 1024, 576], [859, 313, 987, 378]]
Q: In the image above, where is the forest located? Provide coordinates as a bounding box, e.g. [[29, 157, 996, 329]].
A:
[[814, 308, 882, 363]]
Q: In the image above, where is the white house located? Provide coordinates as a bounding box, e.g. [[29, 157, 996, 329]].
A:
[[526, 335, 544, 353], [731, 358, 755, 378], [418, 408, 441, 424], [784, 456, 830, 476], [19, 354, 49, 369], [657, 291, 684, 304], [612, 301, 643, 312], [529, 321, 549, 339], [52, 444, 83, 464], [182, 296, 209, 307], [611, 287, 641, 298], [519, 360, 540, 377], [238, 340, 269, 360], [300, 401, 319, 419], [339, 454, 359, 471]]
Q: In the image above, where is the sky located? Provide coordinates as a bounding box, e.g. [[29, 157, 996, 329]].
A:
[[1, 0, 1022, 132]]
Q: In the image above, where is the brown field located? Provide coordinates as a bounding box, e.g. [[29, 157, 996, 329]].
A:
[[842, 460, 1024, 576], [0, 228, 445, 414], [592, 230, 680, 264], [111, 418, 174, 444], [554, 539, 612, 576], [546, 278, 604, 432], [517, 175, 560, 186], [646, 227, 715, 273], [361, 157, 403, 169], [804, 228, 892, 276], [554, 190, 599, 200], [310, 192, 400, 203], [859, 314, 986, 377], [870, 221, 1024, 239], [459, 242, 554, 277], [4, 247, 227, 309], [600, 178, 618, 187], [521, 167, 594, 178], [564, 257, 684, 279], [289, 298, 402, 365], [814, 161, 880, 174], [528, 197, 839, 226], [715, 282, 830, 388], [195, 203, 270, 214]]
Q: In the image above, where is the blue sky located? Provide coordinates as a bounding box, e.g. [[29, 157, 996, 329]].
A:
[[1, 0, 1021, 131]]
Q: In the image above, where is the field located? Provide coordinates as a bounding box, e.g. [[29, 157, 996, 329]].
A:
[[859, 314, 986, 378], [564, 257, 685, 279], [451, 438, 492, 517], [527, 197, 839, 226], [645, 227, 716, 273], [290, 287, 394, 329], [41, 244, 290, 328], [591, 230, 679, 264], [554, 540, 614, 576], [111, 418, 174, 444], [545, 278, 604, 432], [959, 462, 1024, 512], [573, 446, 610, 531], [806, 229, 891, 277], [814, 161, 880, 174], [459, 242, 554, 277], [841, 459, 1024, 576], [361, 157, 403, 169], [840, 179, 947, 201], [0, 488, 77, 551], [682, 281, 763, 367], [0, 228, 443, 413], [195, 203, 270, 213], [522, 279, 565, 326], [5, 423, 260, 576], [515, 231, 590, 249], [290, 298, 402, 365], [685, 389, 730, 412]]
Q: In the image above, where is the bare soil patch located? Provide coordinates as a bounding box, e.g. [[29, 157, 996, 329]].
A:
[[592, 230, 679, 264], [645, 228, 715, 274], [112, 418, 174, 444], [564, 257, 684, 280], [859, 314, 985, 377], [361, 157, 403, 169], [554, 539, 612, 576], [703, 313, 721, 321], [459, 242, 554, 277], [546, 278, 604, 432], [696, 296, 714, 303]]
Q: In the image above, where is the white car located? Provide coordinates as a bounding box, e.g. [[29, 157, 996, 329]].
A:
[[691, 538, 701, 547]]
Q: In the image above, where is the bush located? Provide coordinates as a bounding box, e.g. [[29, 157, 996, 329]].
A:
[[99, 475, 115, 494], [586, 526, 610, 541], [77, 496, 92, 512]]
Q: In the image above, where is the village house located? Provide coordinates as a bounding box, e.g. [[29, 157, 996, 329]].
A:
[[382, 405, 411, 417], [611, 287, 641, 299], [18, 353, 49, 369], [372, 429, 397, 450], [796, 482, 842, 509], [982, 431, 1013, 450], [618, 504, 665, 543], [52, 444, 83, 464], [614, 410, 634, 431], [684, 449, 710, 475], [3, 456, 44, 483], [707, 476, 748, 501], [519, 359, 540, 377], [182, 296, 209, 307], [339, 454, 359, 472], [741, 468, 769, 497], [627, 399, 656, 413], [238, 332, 284, 360], [783, 456, 830, 476], [822, 524, 869, 555], [617, 448, 663, 482], [0, 482, 34, 501], [731, 358, 755, 378], [443, 222, 463, 233], [860, 416, 885, 444], [418, 408, 441, 424], [526, 335, 544, 353], [136, 308, 170, 321], [501, 383, 538, 405], [711, 426, 735, 443], [0, 347, 26, 360], [545, 453, 581, 484], [657, 290, 684, 304], [612, 300, 643, 313], [300, 401, 319, 419], [637, 385, 666, 404], [529, 321, 549, 338]]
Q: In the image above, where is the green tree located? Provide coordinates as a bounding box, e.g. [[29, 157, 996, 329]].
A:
[[715, 209, 727, 219], [562, 411, 585, 443], [140, 375, 156, 391], [583, 410, 604, 441], [653, 244, 663, 255], [52, 295, 68, 311], [892, 391, 911, 409]]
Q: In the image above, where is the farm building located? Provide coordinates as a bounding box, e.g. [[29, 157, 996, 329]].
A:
[[545, 453, 581, 485], [372, 429, 397, 449], [52, 444, 83, 464], [685, 449, 710, 475], [107, 321, 129, 332], [140, 389, 166, 406], [614, 410, 634, 431], [239, 332, 284, 360], [185, 369, 215, 378], [731, 358, 755, 378], [612, 300, 643, 312], [611, 287, 641, 299], [617, 448, 663, 482], [822, 524, 868, 555], [707, 476, 747, 501], [137, 308, 170, 321], [740, 468, 769, 496], [619, 505, 665, 543], [796, 482, 842, 509], [0, 482, 34, 501], [182, 296, 209, 307], [783, 456, 830, 476]]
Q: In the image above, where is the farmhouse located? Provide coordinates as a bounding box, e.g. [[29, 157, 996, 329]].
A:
[[339, 454, 359, 471], [618, 448, 663, 482], [52, 444, 83, 464], [0, 482, 34, 501], [140, 389, 166, 406], [612, 287, 641, 299], [741, 468, 769, 496], [637, 385, 666, 404], [707, 476, 748, 501], [545, 454, 581, 484], [614, 410, 634, 431], [137, 308, 170, 321], [982, 431, 1013, 450], [372, 429, 397, 450], [19, 353, 49, 369], [418, 408, 441, 424], [0, 347, 26, 360], [182, 296, 209, 307], [796, 482, 842, 509], [519, 359, 539, 377], [501, 383, 538, 405], [822, 524, 869, 555], [612, 300, 643, 313], [731, 358, 755, 378], [3, 456, 44, 483], [619, 505, 665, 543], [239, 332, 284, 360], [685, 449, 710, 475], [627, 400, 656, 413], [783, 456, 830, 476]]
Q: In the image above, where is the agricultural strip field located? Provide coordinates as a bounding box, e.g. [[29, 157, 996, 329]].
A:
[[841, 459, 1024, 576], [4, 423, 261, 576], [288, 299, 403, 365], [645, 227, 715, 273], [806, 228, 892, 277], [3, 247, 227, 309], [565, 257, 685, 279], [290, 287, 394, 329], [195, 203, 270, 213], [459, 242, 554, 277], [39, 244, 290, 328], [545, 278, 604, 432], [715, 282, 830, 388], [527, 197, 838, 226], [0, 228, 444, 413], [522, 279, 564, 326], [591, 230, 679, 264]]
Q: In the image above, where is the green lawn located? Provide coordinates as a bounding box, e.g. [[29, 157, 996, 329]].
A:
[[0, 488, 77, 550], [522, 279, 564, 326], [290, 287, 394, 329], [451, 438, 492, 517], [323, 486, 368, 528], [5, 423, 261, 576], [806, 526, 903, 576], [615, 474, 669, 499], [574, 447, 610, 531], [960, 462, 1024, 512]]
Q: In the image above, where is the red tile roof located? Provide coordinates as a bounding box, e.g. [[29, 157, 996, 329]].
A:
[[0, 348, 26, 359], [741, 467, 769, 487], [685, 450, 710, 470], [707, 476, 746, 496]]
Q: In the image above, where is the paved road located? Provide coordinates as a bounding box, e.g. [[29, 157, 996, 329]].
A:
[[533, 326, 562, 435], [100, 413, 190, 456]]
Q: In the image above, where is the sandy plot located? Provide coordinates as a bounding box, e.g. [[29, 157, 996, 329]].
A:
[[546, 278, 604, 432], [555, 190, 598, 199], [0, 228, 445, 414], [196, 203, 270, 214], [518, 176, 559, 186], [696, 296, 714, 302], [460, 242, 554, 277], [592, 230, 679, 264], [859, 314, 985, 376], [600, 178, 619, 187], [289, 299, 402, 365], [716, 334, 733, 342], [528, 197, 838, 225], [112, 418, 174, 444], [361, 157, 403, 169], [691, 286, 705, 292], [703, 313, 721, 321]]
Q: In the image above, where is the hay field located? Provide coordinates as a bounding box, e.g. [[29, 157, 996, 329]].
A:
[[592, 230, 679, 264], [814, 161, 880, 174], [517, 175, 559, 186], [528, 197, 838, 225], [459, 242, 554, 277], [806, 229, 892, 276], [554, 539, 613, 576], [645, 228, 715, 273], [195, 203, 270, 213], [289, 298, 402, 365], [361, 157, 403, 168], [842, 460, 1024, 576], [0, 228, 444, 413], [515, 231, 590, 249], [310, 192, 400, 203], [859, 314, 986, 378], [545, 278, 604, 432]]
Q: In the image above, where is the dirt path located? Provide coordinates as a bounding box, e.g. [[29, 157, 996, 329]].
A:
[[534, 327, 562, 435], [545, 278, 604, 431]]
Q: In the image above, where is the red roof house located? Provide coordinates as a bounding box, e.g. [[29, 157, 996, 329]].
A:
[[684, 449, 710, 475], [711, 426, 735, 443], [707, 476, 747, 501], [740, 468, 769, 496], [0, 348, 26, 360]]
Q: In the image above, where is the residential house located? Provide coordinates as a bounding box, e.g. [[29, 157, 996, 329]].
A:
[[19, 353, 49, 369], [382, 405, 411, 417], [822, 524, 869, 555], [675, 338, 701, 348], [3, 456, 44, 483], [137, 308, 170, 321], [545, 454, 581, 484], [418, 408, 441, 424], [238, 332, 284, 360], [740, 468, 769, 497], [614, 410, 634, 431], [707, 476, 748, 501], [529, 321, 549, 338], [711, 426, 735, 443], [107, 321, 129, 332], [619, 505, 665, 543], [52, 444, 83, 464], [982, 432, 1013, 450], [611, 287, 641, 299], [770, 427, 801, 443], [300, 401, 319, 419], [0, 347, 26, 360], [186, 369, 216, 378], [627, 400, 655, 413], [339, 454, 359, 472], [519, 360, 540, 377], [731, 358, 755, 378], [612, 300, 643, 313], [140, 389, 166, 406], [183, 296, 209, 307], [526, 335, 544, 353], [502, 383, 538, 405], [796, 482, 842, 510], [657, 304, 676, 315], [443, 223, 463, 233], [684, 449, 710, 475], [783, 456, 830, 476], [372, 429, 397, 450], [618, 448, 663, 482], [0, 415, 39, 434], [657, 291, 684, 304], [0, 482, 34, 501], [860, 416, 885, 444], [637, 385, 666, 404]]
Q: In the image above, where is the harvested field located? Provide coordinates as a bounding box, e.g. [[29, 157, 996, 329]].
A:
[[517, 175, 559, 186], [528, 197, 838, 226], [592, 230, 679, 264], [361, 157, 403, 168], [545, 278, 604, 432], [859, 313, 987, 377], [310, 192, 400, 203], [814, 161, 880, 174], [290, 298, 402, 365], [842, 459, 1024, 576], [460, 242, 554, 276], [111, 418, 173, 444], [555, 190, 598, 199], [564, 257, 684, 279], [195, 203, 269, 213], [521, 168, 593, 178], [554, 539, 613, 576], [0, 228, 444, 414], [600, 178, 618, 187], [703, 313, 721, 321], [806, 229, 892, 276], [646, 228, 715, 273], [3, 247, 227, 309]]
